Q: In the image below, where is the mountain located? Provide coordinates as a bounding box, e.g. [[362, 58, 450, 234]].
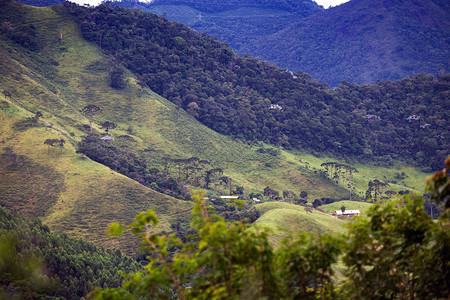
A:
[[258, 0, 450, 86], [124, 0, 449, 86], [110, 0, 323, 59], [149, 0, 324, 13]]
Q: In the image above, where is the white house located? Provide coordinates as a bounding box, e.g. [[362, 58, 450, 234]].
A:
[[335, 210, 360, 217]]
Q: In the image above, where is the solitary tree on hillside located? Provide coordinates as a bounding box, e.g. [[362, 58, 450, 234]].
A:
[[100, 121, 117, 134], [44, 138, 62, 154], [341, 205, 346, 213], [81, 105, 102, 131], [59, 139, 65, 153]]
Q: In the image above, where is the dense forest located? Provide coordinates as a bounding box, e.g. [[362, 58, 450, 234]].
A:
[[63, 2, 449, 170], [115, 0, 449, 86], [0, 206, 140, 299]]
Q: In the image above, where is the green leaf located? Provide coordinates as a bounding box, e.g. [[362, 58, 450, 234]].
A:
[[107, 222, 124, 237]]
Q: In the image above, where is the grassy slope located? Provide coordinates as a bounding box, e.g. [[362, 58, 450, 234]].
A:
[[0, 3, 430, 252], [254, 202, 346, 245], [0, 4, 193, 254], [282, 151, 429, 199]]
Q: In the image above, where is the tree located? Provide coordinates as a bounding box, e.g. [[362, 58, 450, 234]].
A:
[[81, 105, 102, 131], [109, 66, 126, 89], [341, 205, 345, 213], [300, 191, 308, 199], [205, 168, 223, 189], [187, 101, 199, 118], [59, 139, 65, 153], [342, 196, 449, 299], [283, 190, 296, 203], [426, 155, 450, 210], [44, 138, 59, 154], [312, 199, 322, 208], [263, 186, 279, 199], [32, 111, 43, 122], [100, 121, 117, 134]]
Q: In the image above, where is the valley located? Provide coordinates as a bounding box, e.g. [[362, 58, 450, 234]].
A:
[[0, 1, 448, 298]]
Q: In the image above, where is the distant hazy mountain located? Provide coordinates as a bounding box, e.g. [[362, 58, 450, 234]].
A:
[[114, 0, 449, 86], [257, 0, 450, 86], [150, 0, 324, 12]]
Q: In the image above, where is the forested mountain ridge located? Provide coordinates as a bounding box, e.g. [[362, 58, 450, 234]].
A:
[[109, 0, 322, 58], [148, 0, 324, 13], [67, 2, 448, 170], [258, 0, 450, 86], [122, 0, 449, 86]]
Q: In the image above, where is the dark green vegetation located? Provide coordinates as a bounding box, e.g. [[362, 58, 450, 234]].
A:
[[0, 206, 140, 299], [93, 184, 450, 299], [147, 0, 322, 13], [68, 2, 448, 170], [115, 0, 449, 87], [15, 0, 62, 7], [76, 132, 191, 200]]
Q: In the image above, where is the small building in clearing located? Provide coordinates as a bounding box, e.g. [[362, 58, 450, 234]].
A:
[[335, 210, 360, 217]]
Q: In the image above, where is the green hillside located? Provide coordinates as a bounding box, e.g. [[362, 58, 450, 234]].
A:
[[0, 1, 433, 254], [0, 3, 194, 254], [254, 202, 346, 245]]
